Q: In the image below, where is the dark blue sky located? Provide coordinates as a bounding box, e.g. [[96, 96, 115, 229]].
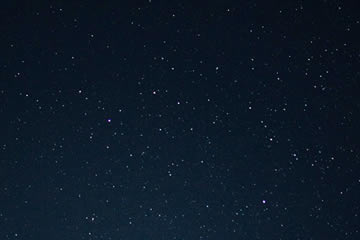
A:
[[0, 1, 359, 239]]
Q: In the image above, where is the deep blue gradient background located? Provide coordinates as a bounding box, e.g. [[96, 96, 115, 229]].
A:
[[0, 1, 359, 239]]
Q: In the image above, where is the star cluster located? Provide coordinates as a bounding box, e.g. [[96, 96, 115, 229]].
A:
[[1, 1, 359, 239]]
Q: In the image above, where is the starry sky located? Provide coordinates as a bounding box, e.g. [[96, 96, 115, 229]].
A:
[[1, 1, 360, 239]]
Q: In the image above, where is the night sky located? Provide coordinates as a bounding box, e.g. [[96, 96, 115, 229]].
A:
[[1, 1, 360, 239]]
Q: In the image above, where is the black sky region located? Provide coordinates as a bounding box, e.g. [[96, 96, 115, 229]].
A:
[[0, 1, 360, 239]]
